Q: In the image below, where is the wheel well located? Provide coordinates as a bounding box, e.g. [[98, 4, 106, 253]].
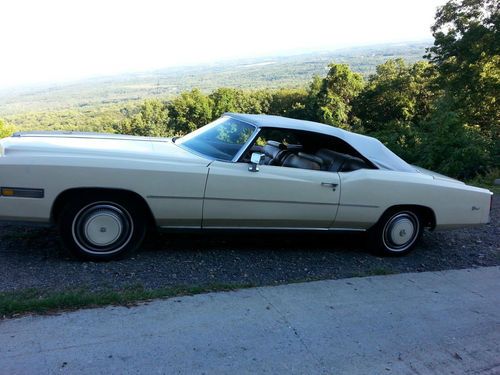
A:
[[380, 205, 436, 230], [51, 188, 156, 227]]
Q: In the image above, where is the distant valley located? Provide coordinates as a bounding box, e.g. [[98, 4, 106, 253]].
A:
[[0, 41, 430, 116]]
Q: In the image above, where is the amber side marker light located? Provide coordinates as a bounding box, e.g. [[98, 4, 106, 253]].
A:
[[0, 187, 44, 198]]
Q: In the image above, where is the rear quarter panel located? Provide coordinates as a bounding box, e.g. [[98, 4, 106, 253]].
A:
[[336, 169, 491, 230]]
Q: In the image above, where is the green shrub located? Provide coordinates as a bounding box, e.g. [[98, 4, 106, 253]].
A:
[[0, 119, 16, 138]]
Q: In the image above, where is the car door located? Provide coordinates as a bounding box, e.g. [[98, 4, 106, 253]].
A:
[[202, 160, 341, 228]]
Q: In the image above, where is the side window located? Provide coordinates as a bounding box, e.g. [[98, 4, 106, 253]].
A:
[[304, 133, 374, 172], [254, 128, 301, 147], [241, 127, 374, 172], [241, 128, 302, 162]]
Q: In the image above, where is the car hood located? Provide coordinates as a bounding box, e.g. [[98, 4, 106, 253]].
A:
[[0, 132, 209, 165]]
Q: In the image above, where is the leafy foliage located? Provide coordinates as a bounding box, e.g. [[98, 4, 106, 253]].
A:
[[266, 89, 308, 119], [0, 119, 16, 138], [418, 101, 492, 178], [114, 99, 171, 137], [426, 0, 499, 169], [4, 105, 123, 133], [167, 89, 213, 134], [353, 59, 439, 133], [209, 88, 265, 118], [314, 64, 364, 130]]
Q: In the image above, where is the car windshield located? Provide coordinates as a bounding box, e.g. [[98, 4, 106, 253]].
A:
[[176, 117, 256, 161]]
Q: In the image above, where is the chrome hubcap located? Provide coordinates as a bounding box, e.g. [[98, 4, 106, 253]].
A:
[[84, 211, 123, 246], [382, 212, 419, 252], [72, 203, 133, 255]]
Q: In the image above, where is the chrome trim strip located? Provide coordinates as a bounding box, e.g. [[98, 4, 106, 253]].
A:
[[159, 226, 201, 229], [340, 203, 379, 208], [147, 196, 376, 209], [147, 195, 337, 206], [205, 197, 339, 206], [205, 226, 331, 231], [147, 195, 202, 200], [12, 131, 165, 142], [159, 226, 366, 232], [330, 227, 366, 232]]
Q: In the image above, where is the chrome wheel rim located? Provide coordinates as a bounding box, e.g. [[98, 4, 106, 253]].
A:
[[382, 211, 419, 252], [72, 202, 133, 255]]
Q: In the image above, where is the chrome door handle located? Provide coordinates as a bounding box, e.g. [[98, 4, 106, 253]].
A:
[[321, 182, 338, 191]]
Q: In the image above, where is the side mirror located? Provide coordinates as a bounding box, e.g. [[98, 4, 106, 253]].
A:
[[249, 152, 265, 172]]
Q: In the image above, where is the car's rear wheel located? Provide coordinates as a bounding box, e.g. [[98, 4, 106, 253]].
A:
[[58, 196, 146, 261], [369, 209, 423, 256]]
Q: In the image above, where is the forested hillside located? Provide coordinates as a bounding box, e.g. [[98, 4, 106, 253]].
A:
[[0, 42, 428, 114], [0, 0, 498, 179]]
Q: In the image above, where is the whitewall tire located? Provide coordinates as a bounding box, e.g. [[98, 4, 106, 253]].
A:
[[59, 196, 146, 261], [369, 209, 423, 256]]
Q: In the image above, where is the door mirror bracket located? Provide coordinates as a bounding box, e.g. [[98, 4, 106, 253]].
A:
[[249, 152, 265, 172]]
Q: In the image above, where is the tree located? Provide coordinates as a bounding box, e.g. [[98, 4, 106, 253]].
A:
[[353, 59, 439, 132], [208, 88, 271, 118], [304, 75, 323, 122], [426, 0, 499, 138], [167, 89, 213, 134], [0, 119, 16, 138], [267, 88, 308, 119], [314, 64, 364, 130], [115, 99, 170, 137], [419, 99, 492, 178]]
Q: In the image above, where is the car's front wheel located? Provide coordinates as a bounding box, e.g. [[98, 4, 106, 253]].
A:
[[369, 209, 423, 256], [58, 196, 146, 261]]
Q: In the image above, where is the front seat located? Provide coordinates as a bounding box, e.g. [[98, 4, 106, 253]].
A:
[[282, 152, 321, 170], [315, 149, 349, 171], [263, 141, 288, 165], [316, 148, 367, 172]]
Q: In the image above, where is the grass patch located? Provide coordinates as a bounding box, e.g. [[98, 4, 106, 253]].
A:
[[368, 268, 395, 276], [0, 283, 253, 319], [351, 268, 395, 277]]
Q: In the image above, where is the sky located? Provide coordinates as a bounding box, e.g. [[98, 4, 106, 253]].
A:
[[0, 0, 447, 88]]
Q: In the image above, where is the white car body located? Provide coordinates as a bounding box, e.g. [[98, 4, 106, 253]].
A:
[[0, 113, 492, 258]]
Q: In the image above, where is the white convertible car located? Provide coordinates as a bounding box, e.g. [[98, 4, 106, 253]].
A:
[[0, 113, 493, 260]]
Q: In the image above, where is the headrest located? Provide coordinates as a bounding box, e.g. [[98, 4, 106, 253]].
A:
[[282, 153, 321, 170]]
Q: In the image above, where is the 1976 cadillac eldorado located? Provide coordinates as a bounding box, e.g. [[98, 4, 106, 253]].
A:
[[0, 113, 493, 260]]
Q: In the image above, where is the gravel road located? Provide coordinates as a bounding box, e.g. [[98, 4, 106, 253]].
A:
[[0, 196, 498, 293]]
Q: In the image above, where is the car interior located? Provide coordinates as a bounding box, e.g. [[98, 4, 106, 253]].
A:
[[242, 128, 375, 172]]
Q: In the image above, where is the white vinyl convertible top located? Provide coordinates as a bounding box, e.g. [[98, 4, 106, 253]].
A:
[[225, 113, 417, 172]]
